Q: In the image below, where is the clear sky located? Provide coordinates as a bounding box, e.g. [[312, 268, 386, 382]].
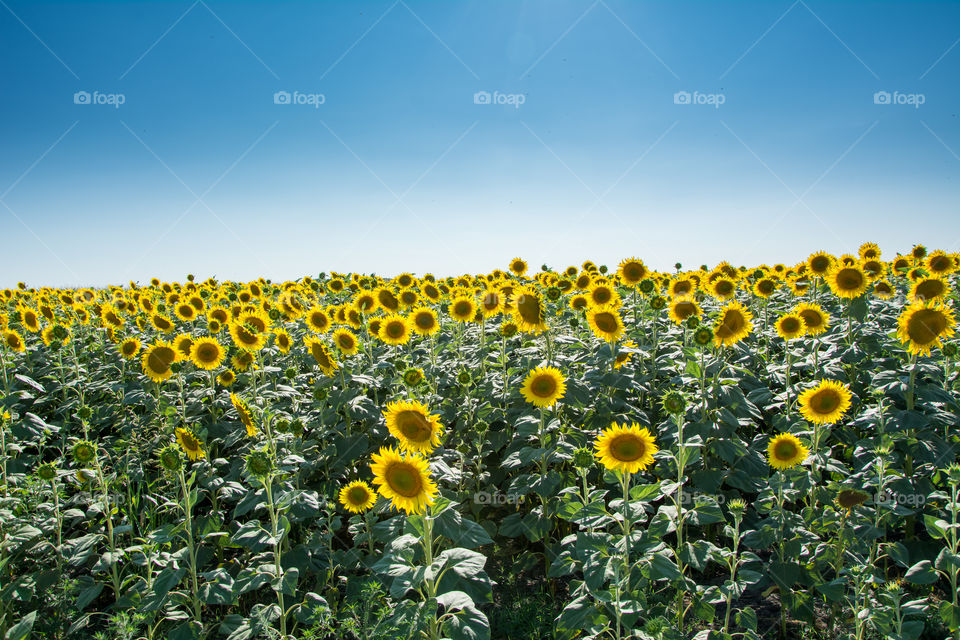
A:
[[1, 1, 958, 287]]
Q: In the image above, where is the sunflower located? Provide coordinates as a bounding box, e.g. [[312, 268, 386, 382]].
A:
[[897, 299, 957, 356], [151, 313, 175, 333], [231, 351, 255, 372], [617, 258, 647, 286], [668, 277, 696, 298], [174, 333, 194, 362], [370, 447, 438, 515], [305, 306, 331, 334], [331, 327, 359, 355], [509, 257, 528, 277], [569, 294, 589, 311], [379, 314, 412, 345], [141, 341, 177, 383], [397, 288, 419, 309], [775, 313, 806, 341], [175, 427, 205, 461], [807, 251, 834, 276], [217, 369, 236, 386], [797, 380, 852, 425], [588, 284, 621, 309], [926, 250, 957, 276], [520, 366, 566, 408], [858, 242, 881, 260], [713, 301, 754, 347], [230, 393, 257, 437], [911, 276, 949, 303], [338, 480, 377, 513], [709, 277, 737, 300], [873, 280, 895, 299], [667, 296, 701, 325], [41, 324, 71, 347], [229, 320, 268, 352], [826, 264, 868, 299], [190, 336, 224, 370], [837, 488, 870, 511], [449, 296, 478, 323], [376, 288, 400, 313], [384, 399, 444, 454], [3, 330, 25, 352], [19, 307, 40, 332], [767, 433, 809, 470], [304, 337, 339, 375], [752, 278, 778, 298], [585, 305, 625, 342], [512, 285, 547, 334], [273, 329, 292, 353], [613, 340, 636, 369], [174, 302, 197, 322], [593, 422, 658, 474], [792, 303, 829, 336]]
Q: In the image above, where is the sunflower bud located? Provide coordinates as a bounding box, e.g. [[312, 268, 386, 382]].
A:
[[727, 498, 746, 516], [662, 390, 686, 415], [572, 447, 594, 469], [944, 343, 958, 358], [500, 322, 518, 338], [274, 418, 290, 434], [246, 449, 273, 477], [947, 463, 960, 485], [650, 295, 667, 310], [290, 418, 305, 437], [546, 286, 561, 301], [403, 367, 424, 387], [284, 367, 297, 380], [638, 279, 654, 294], [159, 444, 183, 472], [37, 462, 58, 481], [457, 370, 472, 385], [693, 326, 714, 346], [685, 315, 700, 329], [71, 440, 96, 465], [78, 406, 92, 420]]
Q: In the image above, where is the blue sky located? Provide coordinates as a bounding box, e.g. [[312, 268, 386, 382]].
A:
[[1, 1, 958, 287]]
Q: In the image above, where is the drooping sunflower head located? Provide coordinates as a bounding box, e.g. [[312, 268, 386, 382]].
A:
[[190, 336, 224, 370], [512, 286, 546, 334], [767, 433, 809, 470], [370, 447, 438, 515], [827, 264, 868, 299], [798, 379, 852, 425], [897, 299, 957, 356], [587, 305, 625, 343], [378, 314, 412, 345], [384, 399, 444, 454], [713, 301, 754, 347], [230, 392, 257, 437], [304, 337, 339, 375], [594, 422, 658, 474], [775, 313, 806, 341], [142, 341, 177, 383], [175, 427, 205, 461], [338, 480, 377, 514], [520, 366, 566, 408], [836, 488, 869, 511]]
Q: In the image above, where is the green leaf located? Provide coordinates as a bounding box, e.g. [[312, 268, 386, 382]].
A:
[[768, 561, 800, 592], [5, 611, 36, 640], [940, 601, 960, 632], [555, 594, 605, 639], [649, 552, 683, 581], [440, 600, 490, 640], [437, 548, 493, 605], [200, 568, 236, 605], [904, 560, 937, 585]]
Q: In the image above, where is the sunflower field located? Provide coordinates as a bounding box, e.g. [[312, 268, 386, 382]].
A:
[[2, 244, 960, 640]]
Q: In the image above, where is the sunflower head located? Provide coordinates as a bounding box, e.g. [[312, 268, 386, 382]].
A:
[[71, 440, 96, 465], [836, 488, 869, 511], [403, 367, 425, 387], [175, 427, 205, 461], [662, 391, 686, 416], [587, 305, 625, 343], [775, 313, 806, 341], [383, 399, 444, 454], [713, 301, 754, 347], [897, 300, 957, 356], [767, 433, 809, 470], [246, 449, 273, 478], [512, 286, 547, 334], [693, 326, 714, 347], [798, 379, 852, 425], [793, 303, 829, 336], [572, 447, 595, 469], [827, 264, 868, 299], [379, 314, 412, 345], [159, 444, 183, 472], [520, 366, 566, 408], [617, 257, 647, 285], [190, 336, 224, 371], [594, 422, 658, 474], [218, 369, 236, 386], [509, 258, 528, 276], [370, 447, 438, 515], [37, 461, 58, 481], [339, 480, 377, 514], [231, 393, 257, 437]]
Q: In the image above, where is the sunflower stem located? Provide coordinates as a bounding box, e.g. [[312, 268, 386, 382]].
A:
[[178, 465, 203, 625], [785, 346, 793, 418]]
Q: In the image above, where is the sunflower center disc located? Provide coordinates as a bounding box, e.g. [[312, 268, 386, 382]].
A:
[[774, 441, 797, 461], [398, 411, 431, 442], [387, 465, 422, 497], [909, 309, 945, 344], [531, 377, 556, 398], [610, 435, 643, 462]]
